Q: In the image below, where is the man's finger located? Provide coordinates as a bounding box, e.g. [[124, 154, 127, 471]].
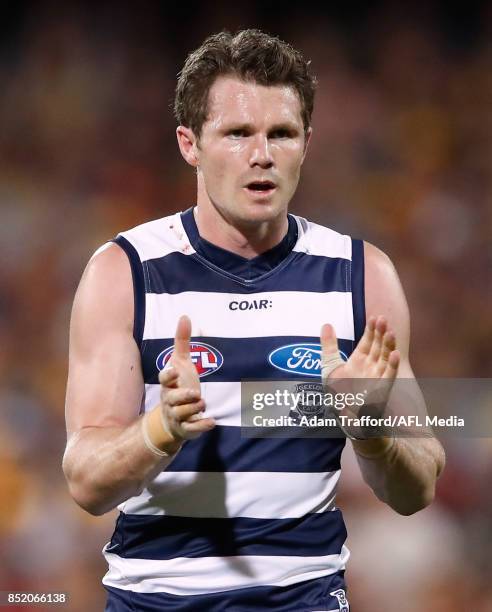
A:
[[379, 330, 396, 363], [382, 350, 400, 380], [357, 316, 376, 355], [158, 366, 179, 388], [174, 315, 192, 358], [369, 316, 386, 362], [172, 400, 206, 421], [321, 323, 339, 355], [166, 387, 201, 407], [320, 323, 344, 377], [181, 417, 216, 434]]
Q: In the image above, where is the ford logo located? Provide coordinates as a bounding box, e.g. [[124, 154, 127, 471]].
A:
[[268, 343, 348, 377]]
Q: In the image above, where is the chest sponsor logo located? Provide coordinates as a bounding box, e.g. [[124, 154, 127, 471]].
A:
[[156, 342, 224, 378], [268, 343, 348, 377], [229, 299, 273, 311]]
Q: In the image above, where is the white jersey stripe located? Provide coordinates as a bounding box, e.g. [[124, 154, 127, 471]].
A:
[[293, 216, 352, 260], [119, 470, 340, 519], [143, 291, 354, 341], [119, 212, 195, 262], [102, 546, 350, 595], [120, 213, 352, 264]]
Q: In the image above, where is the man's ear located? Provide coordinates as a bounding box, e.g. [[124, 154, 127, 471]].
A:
[[176, 126, 200, 167], [301, 126, 312, 164]]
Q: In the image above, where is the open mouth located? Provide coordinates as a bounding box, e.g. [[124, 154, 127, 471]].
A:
[[245, 181, 276, 195]]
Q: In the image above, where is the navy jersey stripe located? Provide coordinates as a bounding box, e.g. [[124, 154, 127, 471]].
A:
[[142, 336, 354, 384], [145, 251, 350, 295], [351, 238, 366, 345], [162, 426, 344, 472], [104, 572, 347, 612], [112, 236, 146, 348], [106, 510, 347, 560]]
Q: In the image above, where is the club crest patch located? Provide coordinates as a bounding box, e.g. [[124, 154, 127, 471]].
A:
[[156, 342, 223, 378]]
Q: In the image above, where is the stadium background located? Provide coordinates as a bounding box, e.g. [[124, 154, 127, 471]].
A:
[[0, 1, 491, 610]]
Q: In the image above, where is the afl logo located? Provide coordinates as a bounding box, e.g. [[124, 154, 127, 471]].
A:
[[269, 343, 348, 377], [156, 343, 224, 378]]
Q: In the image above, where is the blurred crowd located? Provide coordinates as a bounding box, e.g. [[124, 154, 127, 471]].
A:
[[0, 2, 491, 611]]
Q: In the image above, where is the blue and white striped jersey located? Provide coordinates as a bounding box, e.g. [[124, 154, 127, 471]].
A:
[[102, 207, 365, 611]]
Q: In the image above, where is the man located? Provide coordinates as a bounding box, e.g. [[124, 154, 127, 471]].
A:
[[63, 29, 445, 611]]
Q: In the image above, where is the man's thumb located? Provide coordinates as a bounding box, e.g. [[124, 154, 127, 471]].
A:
[[174, 315, 192, 358], [320, 323, 344, 378]]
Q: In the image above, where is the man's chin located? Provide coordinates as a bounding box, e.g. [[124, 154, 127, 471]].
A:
[[237, 199, 285, 224]]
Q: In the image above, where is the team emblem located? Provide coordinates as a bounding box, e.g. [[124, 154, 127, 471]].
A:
[[289, 382, 325, 424], [330, 588, 349, 611], [269, 343, 347, 377], [156, 342, 224, 378]]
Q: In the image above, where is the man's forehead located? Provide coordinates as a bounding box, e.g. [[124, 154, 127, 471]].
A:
[[205, 76, 302, 126]]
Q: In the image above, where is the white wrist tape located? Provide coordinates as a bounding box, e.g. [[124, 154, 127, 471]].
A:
[[141, 412, 174, 457], [321, 353, 345, 378]]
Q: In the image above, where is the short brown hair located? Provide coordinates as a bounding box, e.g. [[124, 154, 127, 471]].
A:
[[174, 29, 317, 138]]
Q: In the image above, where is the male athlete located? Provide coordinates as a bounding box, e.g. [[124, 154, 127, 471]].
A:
[[63, 30, 445, 611]]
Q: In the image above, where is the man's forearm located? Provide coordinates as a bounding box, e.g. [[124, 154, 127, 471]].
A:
[[62, 412, 180, 516], [352, 436, 445, 515]]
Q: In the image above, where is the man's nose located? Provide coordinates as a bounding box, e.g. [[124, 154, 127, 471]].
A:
[[248, 134, 274, 168]]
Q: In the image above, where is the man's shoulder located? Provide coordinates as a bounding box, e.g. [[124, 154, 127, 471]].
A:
[[363, 241, 402, 296], [292, 214, 354, 261], [116, 210, 192, 262]]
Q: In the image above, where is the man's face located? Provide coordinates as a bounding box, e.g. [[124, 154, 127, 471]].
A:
[[191, 76, 310, 225]]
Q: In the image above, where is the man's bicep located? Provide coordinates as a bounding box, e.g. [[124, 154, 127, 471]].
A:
[[363, 241, 432, 430], [65, 243, 144, 436]]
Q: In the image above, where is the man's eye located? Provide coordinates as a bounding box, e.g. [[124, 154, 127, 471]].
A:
[[229, 130, 247, 138], [270, 130, 290, 139]]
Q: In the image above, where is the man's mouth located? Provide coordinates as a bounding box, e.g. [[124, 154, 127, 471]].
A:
[[244, 180, 277, 196]]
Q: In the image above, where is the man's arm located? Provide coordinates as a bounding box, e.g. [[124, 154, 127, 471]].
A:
[[62, 243, 214, 516], [321, 242, 445, 516], [352, 242, 445, 515]]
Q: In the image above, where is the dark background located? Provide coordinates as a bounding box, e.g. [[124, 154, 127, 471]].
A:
[[0, 1, 491, 610]]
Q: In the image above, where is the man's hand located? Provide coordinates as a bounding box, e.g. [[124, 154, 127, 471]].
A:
[[320, 316, 400, 440], [321, 315, 400, 382], [157, 315, 216, 443]]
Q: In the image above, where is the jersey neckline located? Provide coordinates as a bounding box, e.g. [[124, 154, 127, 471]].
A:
[[180, 207, 298, 281]]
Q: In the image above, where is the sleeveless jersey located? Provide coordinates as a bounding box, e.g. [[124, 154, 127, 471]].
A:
[[102, 208, 365, 611]]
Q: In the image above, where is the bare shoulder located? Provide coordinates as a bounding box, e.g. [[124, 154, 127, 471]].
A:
[[86, 240, 131, 275], [78, 241, 133, 310], [364, 241, 399, 284], [363, 241, 410, 358], [72, 242, 134, 341]]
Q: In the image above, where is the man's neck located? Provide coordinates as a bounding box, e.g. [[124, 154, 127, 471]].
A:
[[194, 203, 288, 260]]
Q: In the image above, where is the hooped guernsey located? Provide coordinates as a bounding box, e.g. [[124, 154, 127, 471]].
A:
[[102, 207, 365, 612]]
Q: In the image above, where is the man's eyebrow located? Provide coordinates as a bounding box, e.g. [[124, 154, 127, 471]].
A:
[[268, 122, 300, 133], [221, 121, 300, 132], [221, 122, 253, 131]]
